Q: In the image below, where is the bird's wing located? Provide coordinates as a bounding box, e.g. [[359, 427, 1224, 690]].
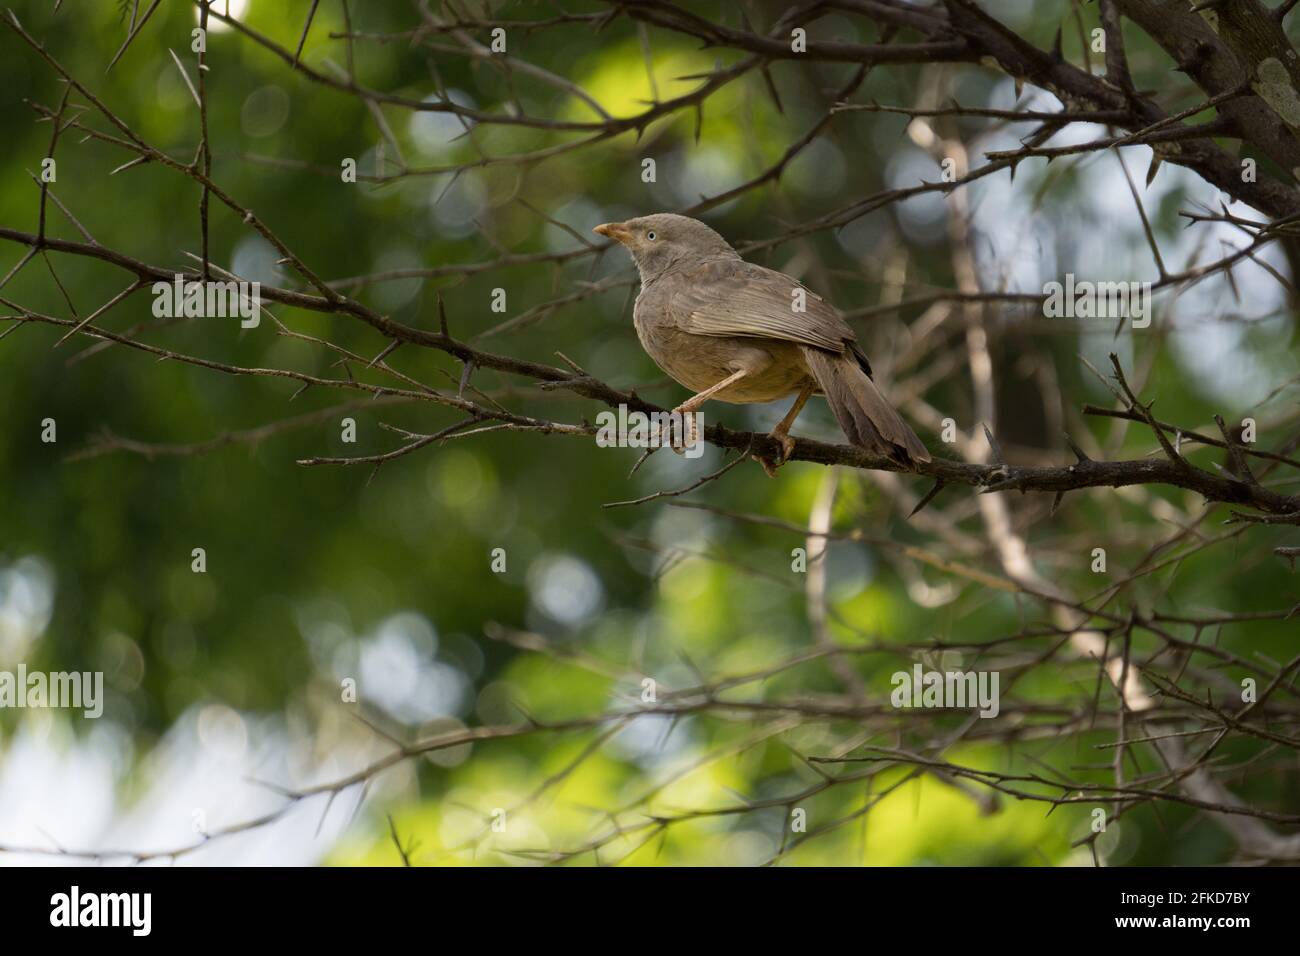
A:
[[669, 259, 855, 354]]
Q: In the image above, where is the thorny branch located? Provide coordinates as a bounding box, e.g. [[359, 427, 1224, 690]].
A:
[[2, 1, 1299, 865]]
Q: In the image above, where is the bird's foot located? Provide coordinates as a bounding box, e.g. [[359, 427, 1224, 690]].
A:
[[755, 430, 796, 477], [660, 405, 701, 456]]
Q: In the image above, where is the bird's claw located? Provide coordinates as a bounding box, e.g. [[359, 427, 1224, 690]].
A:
[[659, 406, 699, 456], [755, 431, 796, 477]]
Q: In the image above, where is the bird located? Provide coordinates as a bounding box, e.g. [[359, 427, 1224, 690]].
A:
[[593, 213, 929, 475]]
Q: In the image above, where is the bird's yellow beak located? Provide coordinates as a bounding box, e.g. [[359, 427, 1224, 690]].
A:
[[594, 221, 633, 244]]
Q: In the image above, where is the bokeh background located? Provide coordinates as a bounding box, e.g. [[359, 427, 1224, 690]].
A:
[[0, 0, 1297, 865]]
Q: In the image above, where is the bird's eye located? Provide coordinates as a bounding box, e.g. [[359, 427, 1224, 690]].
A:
[[646, 230, 657, 241]]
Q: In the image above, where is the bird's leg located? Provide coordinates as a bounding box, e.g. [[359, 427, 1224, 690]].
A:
[[663, 368, 749, 454], [758, 382, 815, 477], [675, 368, 749, 414]]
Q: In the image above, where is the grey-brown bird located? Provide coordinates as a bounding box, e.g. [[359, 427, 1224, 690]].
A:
[[594, 213, 929, 474]]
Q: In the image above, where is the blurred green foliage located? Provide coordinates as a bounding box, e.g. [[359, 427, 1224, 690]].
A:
[[0, 0, 1296, 865]]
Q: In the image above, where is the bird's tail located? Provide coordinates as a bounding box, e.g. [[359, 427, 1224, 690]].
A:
[[802, 347, 930, 465]]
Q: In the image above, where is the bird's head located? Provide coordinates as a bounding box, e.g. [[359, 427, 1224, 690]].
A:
[[593, 213, 737, 281]]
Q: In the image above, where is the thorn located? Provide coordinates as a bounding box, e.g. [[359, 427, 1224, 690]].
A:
[[760, 63, 784, 114], [1214, 413, 1256, 484], [1146, 155, 1162, 187], [979, 473, 1021, 494], [109, 155, 149, 176], [628, 447, 655, 478], [554, 351, 587, 375], [982, 423, 1006, 465], [908, 479, 947, 518], [1063, 432, 1091, 463], [367, 338, 400, 369]]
